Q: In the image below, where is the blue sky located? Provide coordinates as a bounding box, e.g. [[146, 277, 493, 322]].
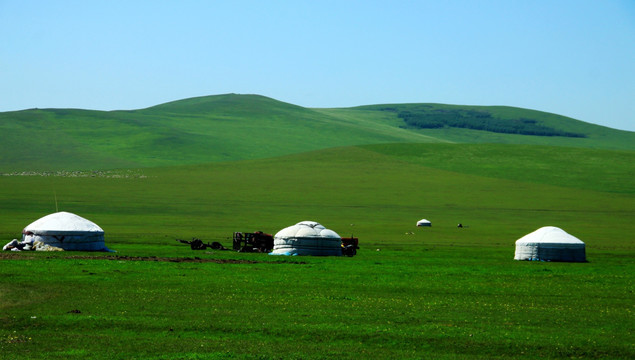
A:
[[1, 0, 634, 131]]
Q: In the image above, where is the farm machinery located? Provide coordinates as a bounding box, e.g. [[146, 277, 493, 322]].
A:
[[176, 238, 227, 250], [340, 236, 359, 257], [232, 231, 274, 253], [178, 231, 359, 256]]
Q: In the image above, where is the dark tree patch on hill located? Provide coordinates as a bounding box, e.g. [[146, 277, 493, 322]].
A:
[[397, 107, 586, 137]]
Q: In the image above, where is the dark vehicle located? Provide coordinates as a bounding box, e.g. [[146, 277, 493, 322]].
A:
[[340, 236, 359, 256], [232, 231, 274, 253], [176, 238, 227, 250]]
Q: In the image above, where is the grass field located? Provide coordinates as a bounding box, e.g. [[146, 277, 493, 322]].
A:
[[1, 142, 633, 359]]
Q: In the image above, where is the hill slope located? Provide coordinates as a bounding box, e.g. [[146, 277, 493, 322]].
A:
[[336, 103, 635, 149], [0, 94, 632, 171]]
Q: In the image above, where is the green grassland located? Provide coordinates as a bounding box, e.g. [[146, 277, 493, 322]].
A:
[[0, 95, 633, 359], [1, 145, 633, 359], [1, 94, 633, 172]]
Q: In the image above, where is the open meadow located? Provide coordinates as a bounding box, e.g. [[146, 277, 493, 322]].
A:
[[1, 142, 633, 359]]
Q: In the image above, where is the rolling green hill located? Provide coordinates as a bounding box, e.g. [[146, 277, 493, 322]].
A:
[[344, 103, 635, 149], [0, 94, 633, 172]]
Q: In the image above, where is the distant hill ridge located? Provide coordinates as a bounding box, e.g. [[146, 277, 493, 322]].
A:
[[0, 94, 633, 172], [138, 94, 305, 118]]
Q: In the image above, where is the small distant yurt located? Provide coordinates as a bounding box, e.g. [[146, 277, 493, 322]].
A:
[[416, 219, 431, 227], [22, 211, 111, 251], [270, 221, 341, 256], [514, 226, 585, 262]]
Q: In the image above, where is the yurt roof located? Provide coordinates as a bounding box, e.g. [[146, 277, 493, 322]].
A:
[[23, 211, 104, 235], [275, 221, 340, 239], [515, 226, 584, 245]]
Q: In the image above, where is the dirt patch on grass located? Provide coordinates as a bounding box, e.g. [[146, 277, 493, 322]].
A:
[[0, 253, 305, 264], [77, 255, 261, 264], [0, 253, 37, 260]]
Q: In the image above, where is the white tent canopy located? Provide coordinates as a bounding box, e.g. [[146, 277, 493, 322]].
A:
[[270, 221, 341, 256], [514, 226, 585, 262], [416, 219, 431, 227], [22, 211, 112, 252]]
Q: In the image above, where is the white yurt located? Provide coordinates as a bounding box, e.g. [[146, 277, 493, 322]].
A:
[[514, 226, 586, 262], [22, 211, 112, 251], [270, 221, 341, 256], [416, 219, 431, 227]]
